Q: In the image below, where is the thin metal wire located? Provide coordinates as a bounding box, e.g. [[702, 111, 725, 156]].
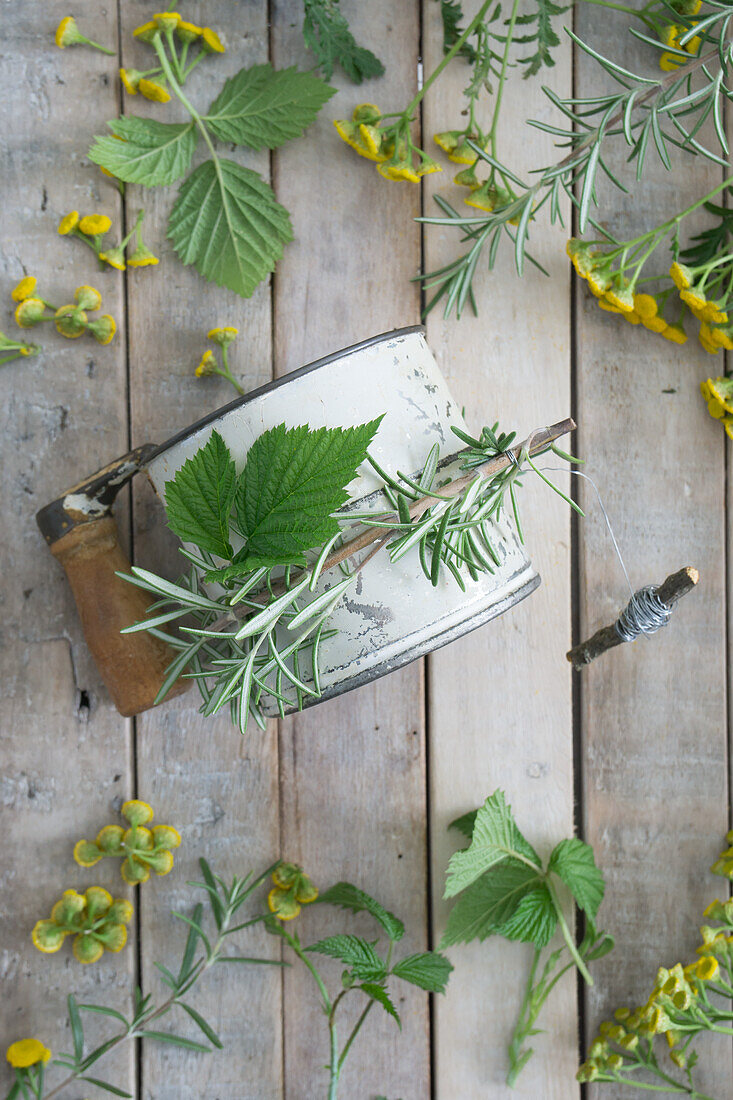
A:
[[533, 463, 673, 641]]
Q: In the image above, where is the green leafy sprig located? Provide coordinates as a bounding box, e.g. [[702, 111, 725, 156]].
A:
[[89, 26, 334, 297], [419, 1, 733, 316], [121, 417, 577, 733], [302, 0, 385, 82], [269, 880, 452, 1100], [442, 791, 613, 1085], [10, 860, 282, 1100]]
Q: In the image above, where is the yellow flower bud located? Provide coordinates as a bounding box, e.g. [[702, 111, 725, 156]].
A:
[[100, 246, 127, 271], [119, 67, 142, 95], [133, 20, 159, 42], [195, 349, 218, 377], [73, 934, 105, 965], [11, 276, 37, 302], [177, 20, 203, 43], [6, 1039, 52, 1068], [58, 210, 79, 235], [79, 214, 112, 237], [88, 314, 117, 345], [55, 16, 84, 48], [31, 919, 66, 954], [153, 11, 181, 31], [201, 27, 226, 53], [139, 78, 171, 104], [207, 326, 239, 347], [74, 839, 103, 867], [127, 244, 159, 268], [669, 261, 693, 289]]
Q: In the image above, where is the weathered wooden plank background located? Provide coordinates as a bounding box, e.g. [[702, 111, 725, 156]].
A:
[[1, 1, 730, 1098]]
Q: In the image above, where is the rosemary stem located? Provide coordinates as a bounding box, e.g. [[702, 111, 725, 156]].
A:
[[402, 0, 494, 120], [488, 0, 522, 157]]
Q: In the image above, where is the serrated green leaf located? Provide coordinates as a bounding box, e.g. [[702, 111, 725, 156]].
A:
[[165, 430, 236, 558], [448, 809, 477, 839], [168, 158, 293, 298], [444, 791, 541, 898], [233, 419, 382, 568], [302, 0, 385, 82], [306, 934, 386, 981], [440, 860, 541, 947], [88, 117, 197, 186], [496, 886, 557, 948], [316, 882, 404, 942], [391, 951, 453, 993], [205, 63, 335, 149], [360, 982, 401, 1026], [548, 838, 605, 920]]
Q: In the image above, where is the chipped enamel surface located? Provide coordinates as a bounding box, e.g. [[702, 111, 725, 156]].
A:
[[147, 328, 539, 713]]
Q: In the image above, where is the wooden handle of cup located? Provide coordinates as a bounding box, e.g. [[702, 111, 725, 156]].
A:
[[50, 515, 189, 717]]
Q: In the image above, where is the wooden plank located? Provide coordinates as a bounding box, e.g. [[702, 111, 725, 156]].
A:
[[421, 1, 578, 1096], [573, 8, 730, 1097], [270, 2, 432, 1096], [119, 3, 282, 1097], [0, 2, 135, 1095]]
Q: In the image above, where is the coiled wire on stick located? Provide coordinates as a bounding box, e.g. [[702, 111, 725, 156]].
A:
[[614, 585, 673, 643]]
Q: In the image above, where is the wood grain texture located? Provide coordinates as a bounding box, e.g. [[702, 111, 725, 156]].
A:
[[573, 8, 730, 1098], [270, 2, 432, 1096], [0, 3, 135, 1096], [421, 1, 578, 1095], [119, 3, 282, 1098]]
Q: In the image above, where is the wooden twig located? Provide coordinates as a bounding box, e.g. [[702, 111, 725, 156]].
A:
[[566, 566, 699, 671], [207, 416, 576, 633]]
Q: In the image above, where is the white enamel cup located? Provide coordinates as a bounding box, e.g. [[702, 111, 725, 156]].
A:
[[146, 326, 539, 714]]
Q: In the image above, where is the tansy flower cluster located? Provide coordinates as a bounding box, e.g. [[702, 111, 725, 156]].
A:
[[267, 863, 319, 921], [334, 104, 441, 184], [195, 326, 244, 395], [12, 277, 116, 345], [32, 886, 134, 964], [568, 240, 688, 345], [700, 378, 733, 438], [58, 208, 158, 272], [655, 0, 702, 71], [670, 259, 732, 353], [121, 11, 226, 102], [578, 956, 721, 1084], [74, 799, 182, 885], [54, 15, 114, 55]]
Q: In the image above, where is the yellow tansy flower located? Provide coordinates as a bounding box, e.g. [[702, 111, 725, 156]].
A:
[[670, 261, 693, 289], [88, 315, 117, 345], [119, 67, 141, 95], [133, 20, 158, 41], [196, 349, 217, 377], [633, 293, 658, 319], [604, 286, 635, 313], [31, 920, 67, 954], [643, 316, 668, 334], [58, 210, 79, 235], [153, 12, 181, 31], [127, 244, 159, 268], [201, 27, 225, 53], [55, 305, 87, 339], [100, 247, 126, 272], [15, 298, 47, 328], [208, 326, 238, 347], [139, 78, 171, 103], [6, 1039, 52, 1068], [11, 276, 37, 302], [74, 285, 102, 311], [661, 323, 687, 344], [177, 20, 203, 42], [79, 214, 112, 237], [122, 799, 154, 825], [74, 839, 103, 867], [73, 936, 105, 965], [694, 955, 719, 981]]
